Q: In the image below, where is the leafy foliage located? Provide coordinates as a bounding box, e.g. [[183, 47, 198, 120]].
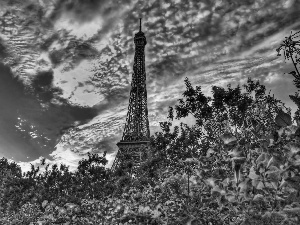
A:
[[276, 30, 300, 88]]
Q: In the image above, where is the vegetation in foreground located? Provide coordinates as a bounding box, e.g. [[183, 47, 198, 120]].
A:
[[1, 31, 300, 225]]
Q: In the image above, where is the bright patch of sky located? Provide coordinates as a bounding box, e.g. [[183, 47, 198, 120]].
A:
[[53, 60, 103, 107], [54, 14, 104, 40]]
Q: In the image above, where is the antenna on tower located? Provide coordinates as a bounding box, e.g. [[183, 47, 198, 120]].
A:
[[139, 18, 142, 32]]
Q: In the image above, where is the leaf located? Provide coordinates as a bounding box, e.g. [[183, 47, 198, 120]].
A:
[[268, 165, 279, 171], [275, 196, 284, 201], [206, 148, 215, 157], [295, 127, 300, 137], [252, 179, 264, 190], [42, 200, 48, 208], [260, 153, 272, 167], [277, 127, 285, 136], [279, 179, 288, 189], [222, 178, 230, 186], [225, 193, 236, 202], [253, 194, 264, 202], [288, 142, 300, 154], [195, 169, 205, 178], [275, 111, 292, 127], [138, 205, 151, 213], [251, 118, 258, 128], [114, 204, 124, 213], [256, 153, 265, 164], [290, 156, 300, 166], [238, 178, 251, 193], [239, 137, 247, 145], [283, 207, 300, 214], [184, 217, 200, 225], [205, 177, 216, 187], [165, 200, 175, 206], [262, 212, 271, 220], [284, 175, 300, 191], [284, 125, 298, 137], [266, 170, 281, 183], [211, 185, 224, 197], [248, 166, 260, 180], [228, 147, 245, 158], [266, 212, 286, 223], [184, 158, 198, 163], [220, 132, 237, 145], [266, 156, 274, 169], [271, 154, 285, 168], [151, 208, 161, 219]]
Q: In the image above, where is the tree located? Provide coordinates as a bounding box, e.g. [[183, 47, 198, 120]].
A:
[[276, 31, 300, 88], [133, 76, 299, 223], [0, 157, 25, 213], [74, 151, 111, 200], [144, 77, 289, 178], [277, 30, 300, 123]]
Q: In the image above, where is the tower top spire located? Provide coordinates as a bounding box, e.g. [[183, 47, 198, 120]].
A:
[[134, 18, 146, 46], [139, 18, 142, 32]]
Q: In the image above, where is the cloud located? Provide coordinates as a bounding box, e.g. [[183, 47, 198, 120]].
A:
[[48, 108, 125, 171], [30, 70, 64, 103], [18, 151, 113, 176], [0, 63, 100, 165], [49, 0, 130, 23], [48, 0, 134, 42], [0, 63, 47, 159], [0, 38, 7, 59]]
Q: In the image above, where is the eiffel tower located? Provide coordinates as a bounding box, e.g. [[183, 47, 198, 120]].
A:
[[111, 18, 150, 175]]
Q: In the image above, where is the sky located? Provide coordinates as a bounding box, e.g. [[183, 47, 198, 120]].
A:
[[0, 0, 299, 176]]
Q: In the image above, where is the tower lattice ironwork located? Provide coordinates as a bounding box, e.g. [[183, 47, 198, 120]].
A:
[[111, 18, 150, 174]]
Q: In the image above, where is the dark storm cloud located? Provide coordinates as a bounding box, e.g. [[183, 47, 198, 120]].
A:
[[69, 41, 99, 61], [40, 33, 60, 51], [92, 85, 131, 117], [94, 135, 121, 155], [0, 63, 45, 159], [48, 49, 66, 66], [30, 70, 62, 104], [68, 105, 98, 123], [0, 38, 7, 59], [33, 70, 53, 87], [47, 39, 99, 70], [31, 70, 63, 103], [0, 63, 98, 161]]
